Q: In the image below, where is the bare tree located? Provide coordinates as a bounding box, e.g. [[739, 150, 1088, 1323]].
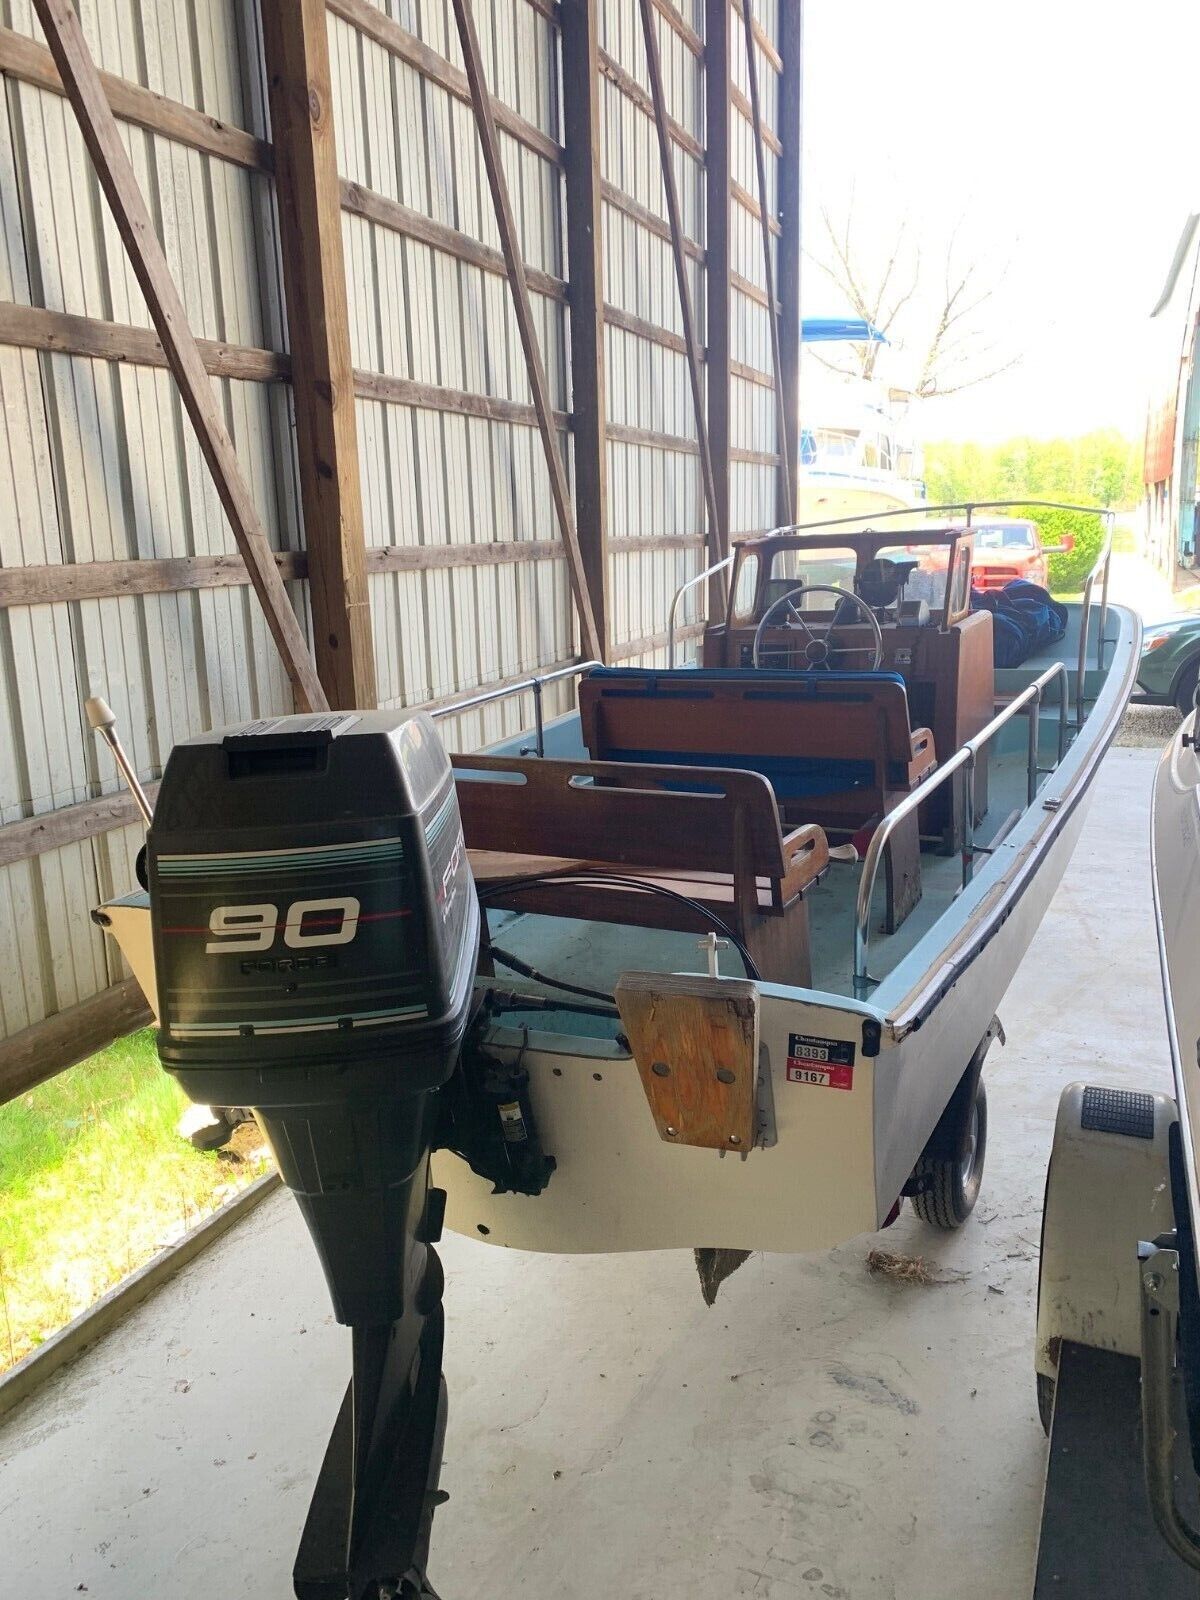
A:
[[806, 202, 1019, 398]]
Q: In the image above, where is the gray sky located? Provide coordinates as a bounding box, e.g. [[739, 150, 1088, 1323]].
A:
[[801, 0, 1200, 441]]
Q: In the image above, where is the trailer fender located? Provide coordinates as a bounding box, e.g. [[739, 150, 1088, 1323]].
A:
[[1036, 1082, 1177, 1395]]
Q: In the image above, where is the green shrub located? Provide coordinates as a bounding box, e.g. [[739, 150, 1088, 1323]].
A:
[[1003, 504, 1107, 593]]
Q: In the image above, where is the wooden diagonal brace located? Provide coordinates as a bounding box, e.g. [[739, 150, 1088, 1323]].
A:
[[450, 0, 603, 666], [703, 0, 733, 594], [775, 0, 804, 526], [740, 0, 795, 520], [31, 0, 328, 713], [638, 0, 724, 572], [560, 0, 610, 660]]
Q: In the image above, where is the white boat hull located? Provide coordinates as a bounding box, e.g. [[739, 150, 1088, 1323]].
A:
[[434, 773, 1096, 1254], [436, 609, 1141, 1255], [436, 994, 880, 1254]]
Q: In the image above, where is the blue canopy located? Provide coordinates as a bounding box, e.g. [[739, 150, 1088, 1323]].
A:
[[801, 317, 888, 344]]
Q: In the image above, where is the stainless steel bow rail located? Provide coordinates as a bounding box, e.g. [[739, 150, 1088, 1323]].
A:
[[758, 498, 1116, 542], [429, 659, 601, 756], [853, 660, 1071, 998]]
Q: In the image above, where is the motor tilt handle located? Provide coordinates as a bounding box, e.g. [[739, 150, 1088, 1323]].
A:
[[84, 695, 155, 826]]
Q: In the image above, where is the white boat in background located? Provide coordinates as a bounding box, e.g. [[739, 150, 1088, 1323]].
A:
[[798, 317, 926, 524]]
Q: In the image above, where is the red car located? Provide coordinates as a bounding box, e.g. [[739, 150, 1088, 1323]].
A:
[[969, 518, 1072, 593]]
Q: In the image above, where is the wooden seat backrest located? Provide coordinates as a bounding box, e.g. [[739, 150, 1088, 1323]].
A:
[[579, 670, 918, 775], [451, 753, 789, 880]]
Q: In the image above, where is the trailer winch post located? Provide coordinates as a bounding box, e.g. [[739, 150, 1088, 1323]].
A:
[[1140, 1241, 1200, 1571]]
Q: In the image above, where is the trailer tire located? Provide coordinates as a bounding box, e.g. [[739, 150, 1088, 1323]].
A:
[[910, 1075, 988, 1228]]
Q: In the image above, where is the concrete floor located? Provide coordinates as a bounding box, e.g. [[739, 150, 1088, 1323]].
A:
[[0, 746, 1172, 1600]]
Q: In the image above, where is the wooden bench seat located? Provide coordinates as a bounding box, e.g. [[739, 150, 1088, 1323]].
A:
[[579, 667, 937, 931], [452, 753, 829, 987]]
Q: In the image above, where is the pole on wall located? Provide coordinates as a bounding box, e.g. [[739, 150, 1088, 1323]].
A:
[[560, 0, 611, 661], [740, 0, 795, 525], [775, 0, 804, 527], [30, 0, 328, 713], [450, 0, 604, 665], [704, 0, 733, 615], [638, 0, 724, 577], [260, 0, 378, 710]]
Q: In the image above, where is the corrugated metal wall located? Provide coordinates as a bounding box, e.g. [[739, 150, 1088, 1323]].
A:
[[0, 0, 299, 1038], [331, 0, 574, 752], [0, 0, 798, 1055], [600, 1, 704, 666]]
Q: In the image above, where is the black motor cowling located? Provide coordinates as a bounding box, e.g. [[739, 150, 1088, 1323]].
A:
[[147, 710, 479, 1598]]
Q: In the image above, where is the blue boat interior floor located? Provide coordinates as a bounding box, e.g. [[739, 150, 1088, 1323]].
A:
[[481, 731, 1047, 1028], [476, 618, 1126, 1033]]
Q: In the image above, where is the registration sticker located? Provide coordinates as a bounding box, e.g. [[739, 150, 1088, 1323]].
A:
[[786, 1032, 855, 1090]]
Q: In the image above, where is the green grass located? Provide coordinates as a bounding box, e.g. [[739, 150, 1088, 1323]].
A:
[[0, 1031, 270, 1373]]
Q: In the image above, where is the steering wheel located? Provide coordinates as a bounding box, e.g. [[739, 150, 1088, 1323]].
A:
[[751, 584, 884, 671]]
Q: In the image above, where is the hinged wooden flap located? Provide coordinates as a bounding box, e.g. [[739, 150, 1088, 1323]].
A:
[[616, 971, 759, 1151]]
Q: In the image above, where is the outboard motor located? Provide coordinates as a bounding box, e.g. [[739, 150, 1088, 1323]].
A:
[[146, 710, 479, 1599]]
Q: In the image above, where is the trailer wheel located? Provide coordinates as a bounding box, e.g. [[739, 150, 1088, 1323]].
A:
[[910, 1074, 988, 1228]]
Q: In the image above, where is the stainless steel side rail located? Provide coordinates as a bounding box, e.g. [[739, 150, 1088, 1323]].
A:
[[759, 498, 1116, 540], [666, 554, 734, 668], [429, 659, 601, 757], [1075, 517, 1115, 728], [853, 662, 1071, 997], [1027, 660, 1071, 796]]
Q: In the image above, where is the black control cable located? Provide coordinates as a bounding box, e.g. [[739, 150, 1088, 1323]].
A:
[[478, 871, 763, 983], [485, 943, 616, 1005], [482, 987, 620, 1021]]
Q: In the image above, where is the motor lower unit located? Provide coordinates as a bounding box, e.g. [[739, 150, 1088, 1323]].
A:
[[148, 709, 481, 1599]]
